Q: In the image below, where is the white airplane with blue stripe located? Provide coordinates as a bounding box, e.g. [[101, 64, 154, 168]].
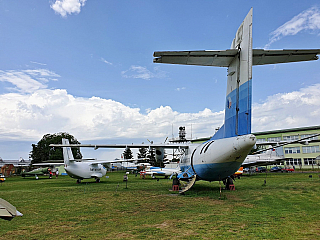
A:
[[51, 8, 320, 193], [140, 166, 181, 179]]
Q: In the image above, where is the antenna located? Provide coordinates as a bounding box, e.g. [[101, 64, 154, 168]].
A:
[[172, 124, 174, 139]]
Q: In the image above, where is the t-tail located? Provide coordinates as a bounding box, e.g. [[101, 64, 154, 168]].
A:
[[154, 9, 253, 141], [154, 8, 320, 141], [62, 138, 74, 166], [213, 9, 252, 140]]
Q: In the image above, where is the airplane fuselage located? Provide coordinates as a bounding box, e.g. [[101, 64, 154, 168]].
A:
[[65, 162, 107, 180], [142, 166, 181, 178], [179, 134, 256, 181]]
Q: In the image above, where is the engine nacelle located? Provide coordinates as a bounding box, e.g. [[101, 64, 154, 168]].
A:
[[155, 147, 164, 162]]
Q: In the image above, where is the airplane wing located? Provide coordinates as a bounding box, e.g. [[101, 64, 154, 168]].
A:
[[148, 171, 166, 176], [33, 163, 64, 166], [153, 49, 320, 67], [70, 158, 150, 164], [50, 143, 190, 150], [242, 158, 289, 168]]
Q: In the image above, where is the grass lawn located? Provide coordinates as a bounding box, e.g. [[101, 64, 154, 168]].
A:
[[1, 171, 320, 239]]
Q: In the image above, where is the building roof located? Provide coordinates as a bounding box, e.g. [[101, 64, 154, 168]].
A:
[[189, 125, 320, 143], [253, 125, 320, 136], [0, 159, 31, 167]]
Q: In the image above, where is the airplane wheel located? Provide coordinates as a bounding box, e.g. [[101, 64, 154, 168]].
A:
[[96, 178, 100, 183], [76, 179, 81, 184], [225, 177, 233, 190]]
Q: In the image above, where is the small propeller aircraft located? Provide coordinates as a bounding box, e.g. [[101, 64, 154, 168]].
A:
[[140, 166, 181, 179], [51, 8, 320, 193], [21, 167, 51, 179], [61, 138, 110, 183], [57, 138, 150, 183]]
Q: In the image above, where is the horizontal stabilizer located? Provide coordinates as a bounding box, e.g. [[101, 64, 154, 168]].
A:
[[153, 49, 320, 67], [153, 50, 238, 67], [253, 49, 320, 65]]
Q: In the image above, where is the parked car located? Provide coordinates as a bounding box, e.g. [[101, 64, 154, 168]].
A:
[[281, 167, 295, 172], [256, 167, 266, 173], [270, 166, 283, 172]]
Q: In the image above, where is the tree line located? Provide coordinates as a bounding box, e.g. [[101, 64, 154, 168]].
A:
[[30, 133, 168, 167]]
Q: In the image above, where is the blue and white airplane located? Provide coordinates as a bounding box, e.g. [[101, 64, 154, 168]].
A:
[[140, 166, 181, 179], [51, 8, 320, 192]]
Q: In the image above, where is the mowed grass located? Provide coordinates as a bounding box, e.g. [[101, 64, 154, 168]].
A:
[[1, 171, 320, 239]]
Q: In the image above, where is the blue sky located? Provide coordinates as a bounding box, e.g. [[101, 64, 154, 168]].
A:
[[0, 0, 320, 160]]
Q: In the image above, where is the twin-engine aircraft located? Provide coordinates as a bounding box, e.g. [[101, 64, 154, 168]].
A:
[[61, 138, 108, 183], [55, 138, 150, 183], [51, 8, 320, 193]]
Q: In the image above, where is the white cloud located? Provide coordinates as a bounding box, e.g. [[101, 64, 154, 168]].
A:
[[121, 65, 154, 80], [265, 6, 320, 48], [252, 83, 320, 132], [176, 87, 186, 91], [0, 87, 223, 142], [50, 0, 87, 17], [121, 65, 166, 80], [1, 69, 320, 151], [0, 69, 223, 142], [101, 58, 113, 65], [30, 61, 47, 66], [0, 69, 60, 93]]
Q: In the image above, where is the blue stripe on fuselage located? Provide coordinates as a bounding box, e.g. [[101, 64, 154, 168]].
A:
[[211, 79, 252, 140], [179, 161, 242, 181], [193, 161, 242, 181]]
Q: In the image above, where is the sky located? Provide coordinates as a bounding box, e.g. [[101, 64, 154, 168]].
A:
[[0, 0, 320, 160]]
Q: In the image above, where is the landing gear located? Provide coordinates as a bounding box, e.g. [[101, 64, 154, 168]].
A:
[[76, 179, 81, 184], [172, 177, 180, 186], [95, 178, 100, 183], [223, 177, 234, 190]]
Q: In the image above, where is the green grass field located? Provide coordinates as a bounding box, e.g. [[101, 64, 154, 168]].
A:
[[1, 172, 320, 239]]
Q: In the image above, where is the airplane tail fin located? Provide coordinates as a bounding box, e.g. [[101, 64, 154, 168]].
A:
[[153, 9, 253, 140], [212, 8, 253, 140], [62, 138, 74, 166]]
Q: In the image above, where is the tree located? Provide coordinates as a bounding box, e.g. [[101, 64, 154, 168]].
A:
[[123, 147, 133, 160], [147, 148, 157, 166], [30, 132, 82, 164], [137, 147, 148, 159]]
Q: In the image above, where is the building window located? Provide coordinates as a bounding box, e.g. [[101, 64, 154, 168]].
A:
[[301, 134, 318, 141], [267, 137, 281, 142], [302, 146, 320, 154], [304, 158, 316, 165], [286, 158, 301, 165], [283, 135, 299, 141], [256, 138, 266, 143], [284, 147, 301, 154]]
